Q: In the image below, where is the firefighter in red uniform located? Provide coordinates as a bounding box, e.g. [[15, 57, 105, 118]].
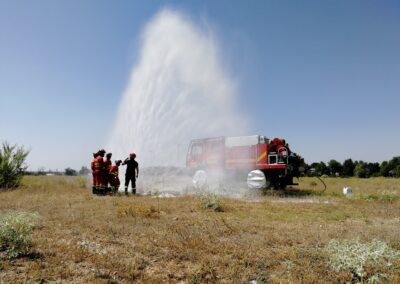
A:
[[104, 152, 112, 192], [109, 160, 122, 194], [94, 149, 106, 195], [91, 152, 99, 194]]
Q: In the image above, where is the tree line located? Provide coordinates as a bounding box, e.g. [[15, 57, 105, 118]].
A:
[[26, 166, 90, 176], [306, 156, 400, 178]]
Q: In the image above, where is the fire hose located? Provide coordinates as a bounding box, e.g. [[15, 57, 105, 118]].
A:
[[315, 176, 327, 192]]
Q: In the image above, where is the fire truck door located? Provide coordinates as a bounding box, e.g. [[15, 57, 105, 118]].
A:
[[206, 140, 224, 169], [187, 142, 204, 168]]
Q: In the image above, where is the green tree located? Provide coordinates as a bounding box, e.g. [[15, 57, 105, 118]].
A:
[[0, 142, 29, 189], [395, 165, 400, 178], [366, 162, 380, 177], [380, 157, 400, 177], [328, 159, 343, 176], [354, 163, 368, 178], [64, 168, 77, 176], [380, 161, 390, 177], [78, 166, 90, 175], [315, 162, 329, 176], [342, 159, 355, 177], [388, 156, 400, 173]]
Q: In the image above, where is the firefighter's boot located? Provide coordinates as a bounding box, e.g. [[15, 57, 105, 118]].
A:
[[125, 187, 129, 196]]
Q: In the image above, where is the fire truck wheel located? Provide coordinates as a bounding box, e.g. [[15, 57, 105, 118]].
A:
[[193, 170, 207, 190], [247, 170, 270, 190]]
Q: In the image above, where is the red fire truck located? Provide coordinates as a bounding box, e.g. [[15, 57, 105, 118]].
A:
[[186, 135, 305, 189]]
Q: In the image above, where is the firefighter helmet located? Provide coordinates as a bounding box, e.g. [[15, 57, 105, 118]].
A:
[[97, 149, 106, 157], [130, 153, 136, 158], [106, 152, 112, 158]]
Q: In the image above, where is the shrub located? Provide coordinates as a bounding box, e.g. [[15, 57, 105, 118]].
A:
[[326, 239, 400, 282], [197, 192, 223, 212], [117, 204, 159, 218], [0, 142, 29, 189], [0, 212, 39, 258], [64, 168, 77, 176]]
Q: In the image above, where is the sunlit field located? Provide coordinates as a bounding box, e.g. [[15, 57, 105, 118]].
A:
[[1, 176, 399, 283]]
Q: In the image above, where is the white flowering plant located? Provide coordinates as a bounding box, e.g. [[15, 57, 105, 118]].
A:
[[326, 239, 400, 282], [0, 212, 39, 259]]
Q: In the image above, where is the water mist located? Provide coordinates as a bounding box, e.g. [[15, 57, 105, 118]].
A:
[[108, 9, 249, 196]]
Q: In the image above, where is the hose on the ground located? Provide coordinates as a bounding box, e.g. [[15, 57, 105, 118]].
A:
[[316, 176, 327, 192]]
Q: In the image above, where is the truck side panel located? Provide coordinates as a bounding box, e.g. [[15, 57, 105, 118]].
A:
[[225, 145, 257, 170], [204, 137, 225, 170], [256, 143, 268, 166]]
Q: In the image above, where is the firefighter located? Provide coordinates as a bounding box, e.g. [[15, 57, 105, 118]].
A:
[[122, 153, 139, 195], [104, 152, 112, 192], [91, 152, 99, 194], [94, 149, 106, 195], [109, 160, 122, 194]]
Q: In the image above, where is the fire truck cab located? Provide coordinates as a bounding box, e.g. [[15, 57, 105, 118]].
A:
[[186, 135, 304, 189]]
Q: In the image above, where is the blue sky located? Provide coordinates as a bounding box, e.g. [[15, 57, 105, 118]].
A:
[[1, 0, 399, 170]]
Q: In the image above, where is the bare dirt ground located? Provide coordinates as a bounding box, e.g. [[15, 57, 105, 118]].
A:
[[0, 176, 399, 283]]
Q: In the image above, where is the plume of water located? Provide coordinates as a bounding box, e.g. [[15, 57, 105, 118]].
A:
[[107, 9, 254, 197], [108, 9, 247, 167]]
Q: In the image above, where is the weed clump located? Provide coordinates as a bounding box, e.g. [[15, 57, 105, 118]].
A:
[[117, 204, 159, 218], [77, 176, 88, 189], [197, 192, 223, 212], [326, 239, 400, 282], [189, 262, 218, 284], [0, 211, 39, 259]]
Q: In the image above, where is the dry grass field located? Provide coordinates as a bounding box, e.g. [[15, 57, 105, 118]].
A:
[[0, 176, 399, 283]]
